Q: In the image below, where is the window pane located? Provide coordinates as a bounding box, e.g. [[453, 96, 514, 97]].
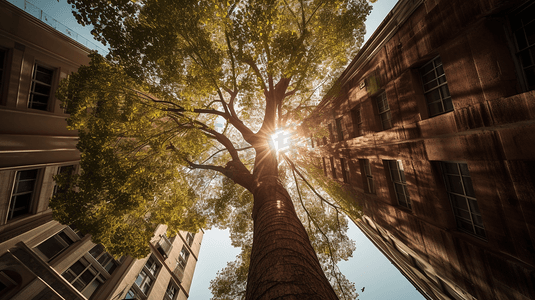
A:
[[19, 169, 38, 180], [442, 162, 485, 238], [421, 56, 452, 116], [135, 271, 147, 287], [394, 182, 405, 194], [468, 198, 481, 215], [16, 179, 36, 194], [34, 83, 51, 95], [454, 207, 472, 221], [443, 98, 454, 112], [368, 178, 374, 193], [82, 279, 101, 298], [463, 176, 475, 197], [450, 194, 469, 211], [89, 244, 105, 259], [73, 278, 86, 291], [36, 232, 72, 261], [446, 175, 464, 194], [69, 260, 87, 276], [79, 268, 97, 286]]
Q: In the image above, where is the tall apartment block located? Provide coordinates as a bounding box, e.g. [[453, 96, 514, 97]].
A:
[[0, 1, 202, 299], [305, 0, 535, 299]]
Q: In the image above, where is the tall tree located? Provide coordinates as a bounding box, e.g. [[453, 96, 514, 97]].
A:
[[53, 0, 372, 298]]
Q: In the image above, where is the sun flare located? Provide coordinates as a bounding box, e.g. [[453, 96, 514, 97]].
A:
[[270, 129, 292, 152]]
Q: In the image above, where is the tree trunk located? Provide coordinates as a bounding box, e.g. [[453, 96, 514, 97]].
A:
[[246, 149, 338, 299]]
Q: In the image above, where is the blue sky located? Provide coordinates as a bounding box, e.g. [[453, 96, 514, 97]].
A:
[[9, 0, 426, 299]]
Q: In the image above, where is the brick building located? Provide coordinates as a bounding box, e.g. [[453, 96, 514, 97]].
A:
[[304, 0, 535, 299], [0, 1, 202, 299]]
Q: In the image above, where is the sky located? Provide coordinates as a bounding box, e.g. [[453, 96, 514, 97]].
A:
[[8, 0, 426, 299]]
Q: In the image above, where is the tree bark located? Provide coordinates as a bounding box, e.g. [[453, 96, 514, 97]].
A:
[[245, 147, 338, 300]]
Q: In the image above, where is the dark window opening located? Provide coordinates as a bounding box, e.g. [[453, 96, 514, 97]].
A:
[[375, 92, 392, 130], [29, 64, 54, 111], [440, 162, 485, 238], [420, 56, 453, 117], [386, 160, 411, 209]]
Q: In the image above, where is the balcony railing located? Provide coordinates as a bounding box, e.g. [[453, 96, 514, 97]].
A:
[[7, 0, 108, 54], [155, 235, 173, 259]]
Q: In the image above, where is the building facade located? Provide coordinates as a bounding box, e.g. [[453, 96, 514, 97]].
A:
[[0, 1, 202, 299], [305, 0, 535, 299]]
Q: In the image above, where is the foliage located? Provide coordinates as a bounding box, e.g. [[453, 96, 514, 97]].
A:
[[54, 0, 373, 296]]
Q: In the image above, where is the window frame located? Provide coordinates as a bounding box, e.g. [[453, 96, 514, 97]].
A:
[[329, 157, 336, 179], [340, 158, 349, 183], [328, 123, 335, 143], [351, 106, 363, 137], [88, 244, 120, 275], [508, 2, 535, 91], [186, 232, 195, 247], [62, 256, 107, 299], [360, 159, 375, 194], [335, 117, 344, 142], [440, 162, 486, 239], [132, 255, 161, 297], [375, 91, 392, 130], [419, 56, 453, 117], [7, 168, 41, 221], [386, 160, 411, 210], [0, 48, 7, 105], [177, 246, 190, 271], [34, 228, 77, 262], [28, 63, 55, 111], [164, 280, 180, 300]]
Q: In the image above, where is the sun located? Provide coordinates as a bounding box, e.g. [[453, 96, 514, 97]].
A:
[[270, 129, 292, 152]]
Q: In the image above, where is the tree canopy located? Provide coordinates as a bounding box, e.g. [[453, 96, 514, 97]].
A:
[[52, 0, 373, 298]]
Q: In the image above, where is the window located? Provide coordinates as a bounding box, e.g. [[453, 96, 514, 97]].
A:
[[340, 158, 349, 183], [174, 246, 190, 282], [510, 2, 535, 91], [0, 49, 6, 103], [328, 123, 334, 143], [35, 229, 75, 261], [186, 232, 195, 247], [360, 159, 374, 193], [0, 271, 19, 297], [335, 117, 344, 142], [440, 162, 485, 238], [164, 281, 179, 300], [386, 160, 411, 209], [375, 92, 392, 130], [124, 288, 141, 300], [8, 169, 39, 220], [329, 157, 336, 179], [351, 106, 363, 137], [89, 244, 120, 275], [177, 247, 189, 271], [134, 256, 160, 295], [420, 56, 453, 117], [62, 257, 106, 298], [156, 234, 173, 258], [28, 64, 54, 111]]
